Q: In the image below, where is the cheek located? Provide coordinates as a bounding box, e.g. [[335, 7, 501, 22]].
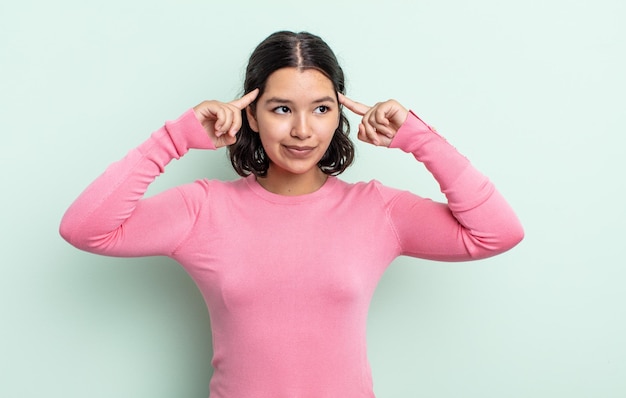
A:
[[257, 115, 289, 133], [256, 119, 289, 145], [317, 118, 339, 139]]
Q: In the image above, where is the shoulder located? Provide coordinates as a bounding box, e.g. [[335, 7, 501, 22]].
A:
[[175, 177, 248, 204], [334, 178, 406, 206]]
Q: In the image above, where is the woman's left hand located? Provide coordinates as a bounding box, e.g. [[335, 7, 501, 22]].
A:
[[339, 93, 409, 147]]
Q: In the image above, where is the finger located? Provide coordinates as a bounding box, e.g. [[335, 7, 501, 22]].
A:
[[374, 104, 390, 126], [226, 104, 243, 137], [217, 107, 234, 137], [365, 125, 380, 145], [213, 132, 237, 149], [230, 88, 259, 110], [361, 106, 382, 145], [338, 93, 370, 116], [357, 123, 368, 143], [370, 105, 394, 138], [360, 118, 380, 146], [213, 107, 227, 133], [357, 123, 379, 146]]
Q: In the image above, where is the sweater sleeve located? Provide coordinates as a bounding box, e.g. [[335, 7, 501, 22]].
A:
[[59, 109, 215, 257], [385, 111, 524, 261]]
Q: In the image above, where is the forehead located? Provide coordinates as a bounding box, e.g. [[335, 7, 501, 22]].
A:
[[262, 67, 335, 99]]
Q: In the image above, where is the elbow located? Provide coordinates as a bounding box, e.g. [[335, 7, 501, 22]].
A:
[[59, 215, 80, 249], [499, 222, 524, 253], [512, 223, 525, 246], [59, 213, 92, 251], [466, 221, 524, 260], [494, 222, 525, 256], [59, 215, 122, 255]]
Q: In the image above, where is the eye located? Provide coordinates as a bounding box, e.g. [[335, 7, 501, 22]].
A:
[[273, 106, 291, 114], [314, 105, 330, 114]]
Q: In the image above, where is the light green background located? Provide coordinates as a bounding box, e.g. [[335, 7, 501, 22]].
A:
[[2, 0, 624, 396]]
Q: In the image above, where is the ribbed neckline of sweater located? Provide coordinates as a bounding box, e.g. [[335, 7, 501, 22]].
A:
[[244, 174, 339, 205]]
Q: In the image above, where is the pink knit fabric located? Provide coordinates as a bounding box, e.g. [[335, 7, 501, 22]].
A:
[[60, 109, 523, 397]]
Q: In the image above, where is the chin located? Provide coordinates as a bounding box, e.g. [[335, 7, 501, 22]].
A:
[[270, 161, 323, 176]]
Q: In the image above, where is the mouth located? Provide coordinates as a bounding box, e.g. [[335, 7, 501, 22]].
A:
[[283, 145, 316, 157]]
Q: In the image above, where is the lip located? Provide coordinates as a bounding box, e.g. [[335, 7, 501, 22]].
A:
[[283, 145, 316, 158]]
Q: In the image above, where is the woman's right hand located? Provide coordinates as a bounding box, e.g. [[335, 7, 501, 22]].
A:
[[193, 89, 259, 148]]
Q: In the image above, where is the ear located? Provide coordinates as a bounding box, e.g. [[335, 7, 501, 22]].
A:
[[246, 106, 259, 133]]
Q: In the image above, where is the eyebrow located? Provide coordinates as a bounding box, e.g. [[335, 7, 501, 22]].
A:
[[264, 96, 337, 105]]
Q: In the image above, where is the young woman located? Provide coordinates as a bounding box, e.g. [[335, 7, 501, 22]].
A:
[[60, 31, 523, 397]]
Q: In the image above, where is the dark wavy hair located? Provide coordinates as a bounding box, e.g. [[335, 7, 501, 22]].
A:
[[228, 31, 354, 177]]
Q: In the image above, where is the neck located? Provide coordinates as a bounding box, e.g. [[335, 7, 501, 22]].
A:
[[256, 167, 328, 196]]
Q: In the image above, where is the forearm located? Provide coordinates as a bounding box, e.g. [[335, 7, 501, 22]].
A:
[[59, 109, 213, 255], [389, 112, 524, 260]]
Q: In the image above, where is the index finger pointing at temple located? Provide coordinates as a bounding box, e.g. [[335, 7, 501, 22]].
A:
[[230, 88, 260, 109], [338, 93, 370, 116]]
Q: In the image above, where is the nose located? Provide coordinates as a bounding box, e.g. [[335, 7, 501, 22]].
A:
[[290, 114, 312, 139]]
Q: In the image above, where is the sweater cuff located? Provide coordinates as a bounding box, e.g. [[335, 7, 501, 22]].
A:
[[389, 110, 441, 153], [164, 108, 216, 156]]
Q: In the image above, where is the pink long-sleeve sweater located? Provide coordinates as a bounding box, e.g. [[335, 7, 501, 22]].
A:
[[60, 109, 523, 397]]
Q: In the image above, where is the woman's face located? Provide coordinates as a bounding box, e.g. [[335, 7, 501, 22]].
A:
[[247, 67, 339, 179]]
